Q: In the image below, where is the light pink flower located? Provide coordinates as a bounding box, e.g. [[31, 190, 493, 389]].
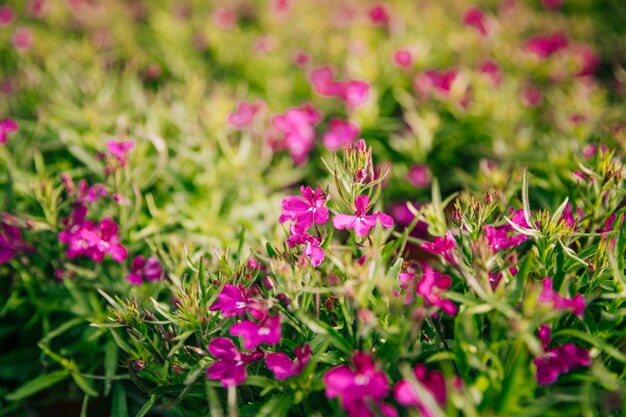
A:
[[479, 60, 502, 86], [392, 48, 413, 69], [12, 27, 33, 51], [227, 100, 263, 129], [333, 195, 394, 237], [414, 69, 458, 98], [323, 119, 360, 151]]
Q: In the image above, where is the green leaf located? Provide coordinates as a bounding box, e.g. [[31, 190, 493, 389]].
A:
[[255, 395, 294, 417], [135, 395, 158, 417], [111, 383, 128, 417], [104, 340, 118, 396], [5, 369, 70, 401], [71, 373, 99, 397]]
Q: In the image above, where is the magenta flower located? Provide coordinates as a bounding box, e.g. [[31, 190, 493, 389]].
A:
[[479, 60, 502, 86], [309, 66, 370, 109], [271, 103, 321, 165], [394, 364, 447, 417], [420, 231, 456, 265], [463, 6, 489, 36], [12, 27, 33, 52], [538, 278, 586, 317], [227, 100, 263, 129], [126, 255, 163, 285], [230, 315, 281, 350], [323, 118, 360, 151], [342, 80, 370, 109], [209, 284, 267, 320], [0, 6, 15, 26], [367, 3, 391, 26], [0, 216, 33, 264], [324, 352, 397, 417], [265, 344, 311, 380], [392, 48, 413, 69], [206, 337, 263, 387], [533, 325, 591, 385], [523, 33, 568, 58], [416, 264, 457, 316], [485, 226, 527, 252], [333, 195, 394, 237], [286, 229, 325, 267], [407, 164, 431, 188], [279, 186, 329, 233], [106, 140, 135, 167], [521, 86, 543, 107], [414, 69, 458, 98], [0, 118, 18, 144]]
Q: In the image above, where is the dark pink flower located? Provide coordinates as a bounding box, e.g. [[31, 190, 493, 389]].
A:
[[12, 27, 33, 51], [106, 140, 135, 167], [309, 66, 370, 109], [485, 226, 527, 252], [291, 49, 310, 67], [416, 264, 457, 316], [420, 231, 456, 264], [27, 0, 48, 18], [324, 352, 396, 417], [463, 6, 489, 36], [533, 325, 591, 385], [523, 33, 568, 58], [265, 344, 311, 380], [538, 277, 586, 317], [286, 229, 325, 267], [206, 337, 263, 387], [407, 164, 431, 188], [522, 86, 543, 107], [323, 119, 360, 151], [279, 186, 328, 233], [333, 195, 394, 237], [488, 266, 517, 290], [271, 103, 321, 165], [0, 216, 33, 263], [572, 44, 599, 77], [126, 255, 163, 285], [414, 69, 458, 98], [367, 3, 391, 26], [394, 364, 447, 417], [230, 315, 281, 350], [227, 100, 263, 129], [210, 284, 267, 320], [0, 118, 18, 144], [392, 48, 413, 69], [0, 6, 15, 26], [479, 60, 502, 86]]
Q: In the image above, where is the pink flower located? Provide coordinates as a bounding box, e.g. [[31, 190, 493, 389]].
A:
[[521, 86, 543, 107], [291, 49, 310, 67], [414, 69, 458, 98], [206, 337, 263, 387], [286, 229, 325, 267], [230, 315, 281, 350], [0, 118, 18, 144], [333, 195, 394, 237], [523, 33, 568, 58], [394, 364, 447, 417], [279, 186, 329, 233], [533, 325, 591, 385], [572, 44, 599, 77], [271, 103, 321, 165], [0, 6, 15, 26], [126, 256, 163, 285], [485, 226, 527, 252], [342, 80, 370, 109], [463, 6, 489, 36], [392, 48, 413, 69], [12, 27, 33, 51], [323, 119, 360, 151], [309, 66, 370, 109], [213, 8, 237, 30], [265, 345, 311, 380], [106, 140, 135, 167], [324, 352, 397, 417], [407, 164, 431, 188], [0, 216, 33, 263], [538, 277, 586, 317], [227, 100, 263, 129], [420, 231, 456, 264], [479, 60, 502, 86], [209, 284, 267, 320], [367, 3, 391, 26], [488, 266, 517, 290], [416, 264, 457, 316], [582, 144, 607, 159]]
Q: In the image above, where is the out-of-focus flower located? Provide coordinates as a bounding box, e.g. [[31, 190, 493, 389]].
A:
[[533, 324, 591, 385], [523, 33, 568, 58], [0, 6, 15, 25], [126, 255, 163, 285], [0, 118, 18, 144], [541, 0, 563, 9], [230, 315, 282, 350], [227, 100, 263, 129], [407, 164, 431, 188], [416, 264, 457, 316], [420, 231, 456, 264], [309, 66, 370, 109], [265, 344, 311, 380], [479, 60, 502, 86], [463, 6, 489, 36], [0, 216, 33, 263], [323, 118, 360, 151], [213, 8, 237, 30], [414, 69, 458, 99], [333, 195, 394, 237], [392, 48, 414, 69], [271, 103, 321, 165], [539, 277, 585, 317], [286, 229, 325, 267], [367, 3, 391, 26], [485, 226, 527, 251], [106, 140, 135, 167], [206, 337, 263, 387], [521, 86, 543, 107], [12, 27, 33, 51], [394, 364, 447, 417]]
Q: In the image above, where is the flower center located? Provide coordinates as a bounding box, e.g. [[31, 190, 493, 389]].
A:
[[354, 374, 370, 385], [258, 327, 271, 336]]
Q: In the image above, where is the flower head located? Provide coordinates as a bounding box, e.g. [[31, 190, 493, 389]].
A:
[[463, 6, 489, 36], [0, 6, 15, 26], [0, 215, 33, 263], [323, 118, 360, 151], [227, 100, 263, 129], [126, 255, 163, 285], [538, 277, 586, 317], [209, 284, 267, 320], [392, 48, 413, 69], [533, 325, 591, 385], [265, 344, 311, 380], [523, 33, 568, 58], [106, 140, 135, 167], [271, 103, 321, 165], [309, 66, 370, 109], [333, 195, 394, 237], [230, 315, 281, 350], [394, 364, 447, 417], [206, 337, 263, 387], [420, 231, 456, 265], [286, 229, 325, 267], [416, 264, 457, 316], [280, 186, 329, 233], [407, 164, 431, 188], [0, 118, 18, 144]]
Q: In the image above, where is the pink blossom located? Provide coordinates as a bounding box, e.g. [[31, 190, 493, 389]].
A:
[[367, 3, 391, 26], [463, 6, 489, 36], [394, 364, 447, 417], [523, 33, 568, 58], [522, 86, 543, 107], [210, 284, 267, 320], [230, 315, 282, 350], [392, 48, 413, 69], [309, 66, 370, 109], [286, 229, 325, 267], [0, 118, 18, 144], [414, 69, 458, 98], [27, 0, 48, 18], [291, 49, 310, 67], [106, 140, 135, 167], [582, 144, 607, 159], [0, 6, 15, 26], [12, 27, 33, 51], [324, 352, 397, 417], [126, 256, 163, 285], [416, 264, 457, 316], [407, 164, 431, 188], [420, 231, 456, 264], [479, 60, 502, 86], [206, 337, 263, 387], [333, 195, 394, 237], [572, 44, 599, 77], [533, 325, 591, 385], [227, 100, 263, 129], [280, 186, 328, 232], [271, 103, 321, 165], [213, 8, 237, 30], [265, 344, 311, 380], [0, 216, 33, 263], [539, 277, 586, 317], [485, 226, 527, 252], [488, 266, 517, 290], [323, 119, 360, 151]]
